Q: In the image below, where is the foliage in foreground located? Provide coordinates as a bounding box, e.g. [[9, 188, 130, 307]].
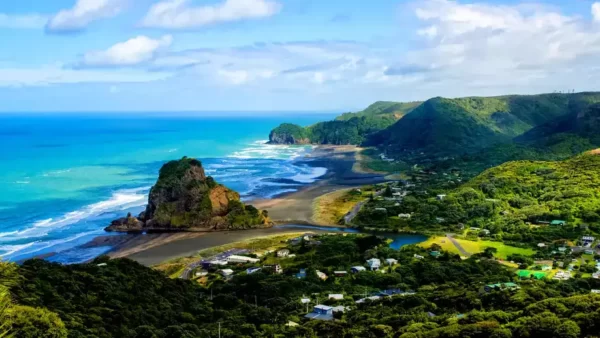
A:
[[9, 234, 600, 337]]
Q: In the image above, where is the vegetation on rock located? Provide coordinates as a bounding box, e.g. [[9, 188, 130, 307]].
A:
[[107, 157, 269, 231]]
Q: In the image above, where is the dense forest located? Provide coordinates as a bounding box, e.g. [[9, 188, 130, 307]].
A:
[[5, 234, 600, 337], [268, 101, 415, 145]]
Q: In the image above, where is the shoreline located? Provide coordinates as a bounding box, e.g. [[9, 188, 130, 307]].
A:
[[77, 145, 390, 265]]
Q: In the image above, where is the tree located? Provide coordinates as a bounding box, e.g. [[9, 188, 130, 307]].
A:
[[6, 306, 67, 338]]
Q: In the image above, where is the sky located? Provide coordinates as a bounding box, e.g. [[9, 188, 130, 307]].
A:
[[1, 0, 600, 112]]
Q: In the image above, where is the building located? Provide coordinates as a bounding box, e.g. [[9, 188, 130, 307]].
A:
[[430, 251, 441, 258], [263, 264, 283, 274], [334, 271, 348, 277], [541, 265, 552, 271], [592, 290, 600, 294], [385, 258, 398, 266], [277, 249, 290, 257], [328, 294, 344, 300], [480, 229, 491, 236], [195, 271, 208, 277], [537, 243, 546, 248], [398, 213, 411, 219], [553, 271, 572, 280], [205, 259, 228, 268], [366, 258, 381, 271], [219, 269, 234, 277], [484, 282, 519, 292], [558, 247, 568, 253], [227, 255, 260, 264], [585, 249, 594, 255], [305, 305, 334, 321], [356, 296, 381, 304], [351, 266, 366, 273], [551, 220, 567, 226], [436, 194, 447, 201], [414, 254, 424, 260], [246, 267, 261, 274], [296, 268, 307, 279], [593, 272, 600, 279], [316, 270, 328, 281]]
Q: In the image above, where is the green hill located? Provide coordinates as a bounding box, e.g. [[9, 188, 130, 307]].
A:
[[268, 101, 419, 145], [369, 93, 600, 155]]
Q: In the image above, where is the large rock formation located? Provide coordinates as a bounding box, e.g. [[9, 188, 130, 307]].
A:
[[268, 123, 311, 144], [106, 157, 270, 232]]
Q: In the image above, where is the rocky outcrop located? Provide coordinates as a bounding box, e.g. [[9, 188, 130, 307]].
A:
[[105, 157, 270, 232], [267, 123, 311, 145]]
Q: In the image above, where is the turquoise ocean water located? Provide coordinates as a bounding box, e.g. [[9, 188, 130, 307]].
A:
[[0, 113, 335, 263]]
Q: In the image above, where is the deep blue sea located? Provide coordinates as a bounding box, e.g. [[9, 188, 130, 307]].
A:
[[0, 113, 335, 263]]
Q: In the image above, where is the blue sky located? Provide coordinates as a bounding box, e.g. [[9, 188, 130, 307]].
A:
[[1, 0, 600, 112]]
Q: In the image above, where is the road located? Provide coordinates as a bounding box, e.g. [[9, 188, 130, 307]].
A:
[[344, 189, 385, 224], [446, 234, 471, 257]]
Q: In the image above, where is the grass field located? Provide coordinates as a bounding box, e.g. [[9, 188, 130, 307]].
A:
[[419, 236, 535, 259], [353, 148, 409, 175], [312, 188, 369, 225]]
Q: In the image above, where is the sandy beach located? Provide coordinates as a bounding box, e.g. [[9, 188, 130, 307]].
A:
[[82, 145, 388, 265]]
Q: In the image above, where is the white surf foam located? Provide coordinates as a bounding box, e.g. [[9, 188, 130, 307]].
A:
[[290, 167, 328, 183], [228, 140, 311, 160], [0, 187, 150, 244]]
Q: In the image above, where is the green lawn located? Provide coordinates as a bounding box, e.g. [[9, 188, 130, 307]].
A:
[[419, 236, 535, 259]]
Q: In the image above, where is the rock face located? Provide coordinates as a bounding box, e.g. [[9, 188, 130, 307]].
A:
[[268, 123, 311, 145], [105, 157, 270, 232]]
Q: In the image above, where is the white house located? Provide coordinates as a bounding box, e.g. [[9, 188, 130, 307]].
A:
[[246, 267, 261, 274], [351, 266, 366, 273], [277, 249, 290, 257], [366, 258, 381, 271], [227, 255, 260, 263], [219, 269, 234, 277], [195, 271, 208, 277], [436, 194, 447, 201], [414, 254, 424, 259], [537, 243, 546, 248], [398, 213, 411, 219], [316, 270, 328, 281], [209, 259, 228, 266], [328, 294, 344, 300], [385, 258, 398, 266]]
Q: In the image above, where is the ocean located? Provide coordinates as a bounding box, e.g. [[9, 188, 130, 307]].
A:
[[0, 113, 335, 264]]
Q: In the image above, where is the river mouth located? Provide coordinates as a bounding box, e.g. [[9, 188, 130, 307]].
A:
[[274, 224, 428, 250]]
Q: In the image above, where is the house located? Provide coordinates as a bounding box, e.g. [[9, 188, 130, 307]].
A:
[[277, 249, 290, 257], [398, 213, 411, 219], [385, 258, 398, 266], [195, 271, 209, 277], [351, 266, 366, 273], [593, 272, 600, 279], [263, 264, 283, 274], [316, 270, 328, 281], [435, 217, 446, 223], [227, 255, 260, 264], [328, 294, 344, 300], [300, 298, 311, 304], [558, 247, 568, 253], [537, 243, 546, 248], [470, 227, 481, 231], [551, 220, 567, 226], [592, 290, 600, 294], [484, 282, 519, 292], [296, 269, 307, 279], [414, 254, 424, 260], [219, 269, 234, 277], [436, 194, 447, 201], [246, 267, 261, 275], [366, 258, 381, 271], [305, 305, 333, 321], [374, 208, 387, 213], [286, 321, 299, 327], [379, 289, 405, 296], [553, 271, 572, 280], [334, 271, 348, 277], [541, 265, 552, 271], [430, 251, 441, 258], [480, 229, 491, 236], [356, 296, 381, 304], [97, 263, 108, 267], [206, 259, 228, 268], [585, 249, 595, 255]]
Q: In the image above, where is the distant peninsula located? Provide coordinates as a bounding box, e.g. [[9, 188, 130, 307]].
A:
[[106, 157, 270, 232]]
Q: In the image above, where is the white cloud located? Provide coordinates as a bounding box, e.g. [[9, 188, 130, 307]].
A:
[[46, 0, 125, 33], [0, 65, 169, 87], [0, 13, 48, 29], [141, 0, 281, 29], [80, 35, 173, 67], [389, 0, 600, 94], [593, 2, 600, 22]]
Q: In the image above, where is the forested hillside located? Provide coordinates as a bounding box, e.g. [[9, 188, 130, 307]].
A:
[[6, 234, 600, 337], [368, 92, 600, 156], [268, 101, 417, 145]]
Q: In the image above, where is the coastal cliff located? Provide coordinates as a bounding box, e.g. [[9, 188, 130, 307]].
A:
[[106, 157, 270, 232], [268, 123, 311, 144]]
